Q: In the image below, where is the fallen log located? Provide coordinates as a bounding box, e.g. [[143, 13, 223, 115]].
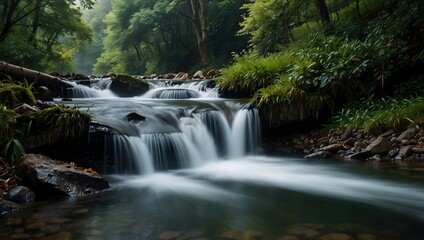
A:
[[0, 61, 71, 94]]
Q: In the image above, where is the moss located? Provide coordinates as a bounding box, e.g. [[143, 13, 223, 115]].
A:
[[110, 74, 150, 97], [0, 105, 17, 145], [0, 82, 36, 108]]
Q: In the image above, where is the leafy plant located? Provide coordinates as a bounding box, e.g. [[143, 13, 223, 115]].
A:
[[3, 139, 25, 164]]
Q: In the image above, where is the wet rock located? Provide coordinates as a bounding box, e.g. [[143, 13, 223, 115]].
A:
[[110, 74, 150, 97], [319, 143, 345, 153], [318, 137, 330, 145], [365, 137, 392, 154], [345, 151, 373, 161], [0, 200, 22, 215], [16, 154, 109, 197], [221, 230, 261, 240], [5, 186, 35, 205], [340, 127, 353, 141], [320, 233, 353, 240], [126, 112, 146, 122], [401, 139, 410, 145], [304, 151, 333, 159], [396, 128, 416, 142]]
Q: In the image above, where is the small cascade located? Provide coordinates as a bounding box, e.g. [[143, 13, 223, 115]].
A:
[[230, 108, 261, 157], [100, 104, 261, 174], [194, 110, 231, 156], [174, 81, 218, 98], [151, 88, 200, 99], [105, 135, 154, 174], [64, 80, 116, 98]]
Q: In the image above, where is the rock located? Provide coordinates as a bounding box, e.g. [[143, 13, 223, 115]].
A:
[[109, 74, 150, 97], [16, 154, 109, 197], [304, 151, 333, 159], [340, 127, 353, 141], [396, 128, 416, 142], [164, 73, 176, 79], [287, 224, 321, 238], [379, 129, 394, 138], [418, 137, 424, 143], [398, 145, 414, 158], [343, 137, 357, 146], [5, 186, 35, 204], [102, 72, 116, 78], [36, 86, 54, 101], [354, 141, 368, 148], [126, 112, 146, 122], [175, 72, 187, 79], [345, 151, 373, 160], [13, 103, 38, 114], [320, 233, 353, 240], [159, 230, 184, 240], [0, 199, 22, 215], [410, 138, 418, 144], [207, 69, 221, 77], [401, 139, 410, 145], [319, 143, 345, 153], [412, 147, 424, 154], [318, 137, 330, 145], [193, 70, 205, 79], [357, 233, 377, 240], [365, 137, 392, 154], [221, 230, 261, 240], [277, 236, 300, 240]]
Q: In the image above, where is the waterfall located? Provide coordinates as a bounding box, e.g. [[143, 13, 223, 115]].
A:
[[230, 108, 261, 158], [64, 80, 116, 98]]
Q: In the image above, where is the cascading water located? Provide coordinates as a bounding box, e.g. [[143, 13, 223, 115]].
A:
[[63, 78, 261, 174]]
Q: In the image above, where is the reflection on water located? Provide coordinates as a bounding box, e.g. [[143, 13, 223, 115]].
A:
[[1, 156, 424, 240]]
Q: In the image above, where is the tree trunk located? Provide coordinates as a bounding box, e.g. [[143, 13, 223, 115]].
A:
[[0, 0, 21, 43], [0, 61, 71, 90], [28, 0, 42, 43], [189, 0, 211, 67], [313, 0, 331, 23]]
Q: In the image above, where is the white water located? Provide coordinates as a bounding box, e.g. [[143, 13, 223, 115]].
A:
[[118, 156, 424, 219]]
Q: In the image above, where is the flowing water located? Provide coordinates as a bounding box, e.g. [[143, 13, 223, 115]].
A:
[[1, 78, 423, 240]]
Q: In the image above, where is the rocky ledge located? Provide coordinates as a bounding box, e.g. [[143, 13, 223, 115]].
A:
[[284, 128, 424, 162], [15, 154, 109, 197]]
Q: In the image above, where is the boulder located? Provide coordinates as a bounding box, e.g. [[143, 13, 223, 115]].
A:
[[0, 199, 22, 215], [398, 145, 414, 158], [345, 151, 373, 161], [5, 186, 35, 205], [163, 73, 176, 79], [109, 74, 150, 97], [16, 154, 109, 197], [364, 137, 392, 154], [126, 112, 146, 122], [175, 72, 187, 79]]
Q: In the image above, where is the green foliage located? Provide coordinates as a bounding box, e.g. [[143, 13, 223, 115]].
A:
[[329, 97, 424, 135], [0, 82, 36, 108], [17, 106, 92, 144], [0, 105, 17, 146], [3, 139, 25, 164], [218, 51, 300, 93]]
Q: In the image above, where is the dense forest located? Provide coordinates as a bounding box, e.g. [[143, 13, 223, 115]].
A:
[[1, 0, 424, 136]]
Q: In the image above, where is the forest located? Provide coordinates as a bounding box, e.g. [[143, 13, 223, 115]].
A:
[[0, 0, 423, 143]]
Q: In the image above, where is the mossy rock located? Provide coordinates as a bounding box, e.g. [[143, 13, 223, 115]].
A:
[[0, 83, 36, 108], [109, 74, 149, 97]]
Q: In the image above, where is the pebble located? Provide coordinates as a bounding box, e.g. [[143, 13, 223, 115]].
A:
[[72, 208, 89, 214], [5, 217, 23, 226], [41, 231, 72, 240], [25, 221, 45, 230], [357, 233, 377, 240], [221, 229, 261, 240], [48, 218, 70, 224], [10, 233, 32, 239], [277, 235, 300, 240], [159, 230, 184, 240], [320, 233, 353, 240], [287, 224, 322, 238]]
